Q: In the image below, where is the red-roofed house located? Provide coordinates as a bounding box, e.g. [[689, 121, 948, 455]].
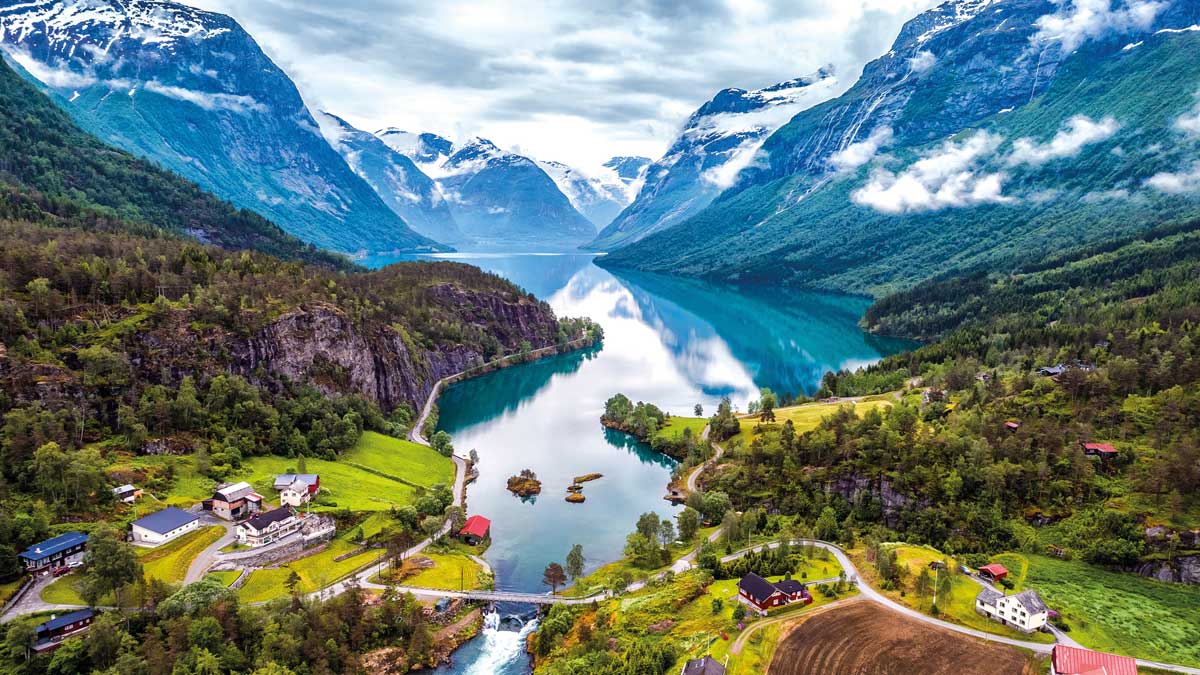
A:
[[459, 515, 491, 545], [1051, 645, 1138, 675], [1082, 442, 1118, 458], [978, 563, 1008, 582], [1005, 421, 1021, 431]]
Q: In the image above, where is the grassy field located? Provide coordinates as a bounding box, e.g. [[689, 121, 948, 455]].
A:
[[563, 526, 721, 597], [238, 432, 453, 513], [394, 552, 485, 591], [106, 453, 214, 508], [0, 578, 24, 606], [731, 398, 894, 447], [656, 416, 708, 441], [236, 539, 384, 603], [204, 571, 241, 587], [993, 553, 1200, 666], [850, 544, 1054, 644]]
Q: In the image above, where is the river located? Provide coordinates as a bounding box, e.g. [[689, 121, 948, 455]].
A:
[[363, 252, 913, 674]]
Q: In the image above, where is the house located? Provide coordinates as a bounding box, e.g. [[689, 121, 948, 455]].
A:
[[1082, 442, 1118, 459], [1005, 421, 1021, 431], [236, 508, 303, 547], [1038, 365, 1066, 377], [1050, 645, 1138, 675], [929, 560, 946, 571], [19, 532, 88, 573], [273, 474, 320, 506], [681, 655, 726, 675], [34, 609, 95, 652], [978, 563, 1009, 582], [209, 481, 264, 521], [112, 484, 142, 503], [975, 588, 1048, 633], [736, 573, 812, 614], [459, 515, 491, 545], [130, 507, 200, 546]]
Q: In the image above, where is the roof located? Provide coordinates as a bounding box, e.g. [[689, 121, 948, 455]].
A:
[[132, 507, 199, 535], [37, 609, 94, 633], [1010, 589, 1047, 614], [975, 587, 1004, 607], [1083, 442, 1118, 454], [773, 579, 806, 595], [213, 481, 254, 502], [19, 531, 89, 561], [112, 484, 137, 494], [460, 515, 491, 539], [243, 508, 295, 532], [273, 473, 319, 489], [1052, 645, 1138, 675], [738, 572, 781, 604], [682, 656, 726, 675], [1005, 421, 1020, 429], [979, 563, 1008, 577]]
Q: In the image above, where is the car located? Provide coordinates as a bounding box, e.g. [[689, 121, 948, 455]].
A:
[[67, 560, 84, 568], [52, 565, 71, 577]]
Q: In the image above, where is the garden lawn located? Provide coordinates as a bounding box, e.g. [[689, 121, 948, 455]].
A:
[[732, 399, 893, 447], [139, 526, 224, 584], [994, 553, 1200, 666], [236, 539, 383, 603], [400, 553, 484, 591], [204, 571, 241, 587]]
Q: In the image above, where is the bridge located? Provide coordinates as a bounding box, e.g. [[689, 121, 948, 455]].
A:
[[366, 585, 612, 605]]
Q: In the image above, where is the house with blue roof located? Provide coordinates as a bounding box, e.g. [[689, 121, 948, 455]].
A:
[[19, 531, 88, 573], [130, 507, 201, 546]]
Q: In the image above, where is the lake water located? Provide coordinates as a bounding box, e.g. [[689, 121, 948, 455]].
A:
[[363, 252, 913, 674]]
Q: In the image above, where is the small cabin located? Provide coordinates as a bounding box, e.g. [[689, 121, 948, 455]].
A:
[[459, 515, 491, 545], [978, 563, 1008, 582], [1082, 442, 1118, 459]]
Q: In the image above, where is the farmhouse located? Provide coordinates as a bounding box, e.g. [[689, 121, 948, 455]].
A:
[[1082, 442, 1118, 459], [273, 473, 320, 506], [681, 655, 726, 675], [978, 563, 1008, 582], [19, 531, 88, 573], [975, 587, 1048, 633], [112, 484, 142, 503], [459, 515, 491, 545], [34, 609, 95, 652], [237, 508, 303, 547], [737, 572, 812, 614], [208, 481, 264, 521], [130, 507, 201, 546], [1050, 644, 1138, 675]]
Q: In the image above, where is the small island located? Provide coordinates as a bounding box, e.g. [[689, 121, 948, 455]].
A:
[[506, 469, 542, 497], [565, 493, 585, 503], [573, 473, 603, 483]]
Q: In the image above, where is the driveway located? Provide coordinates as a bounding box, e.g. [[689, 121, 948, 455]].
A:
[[183, 516, 237, 584]]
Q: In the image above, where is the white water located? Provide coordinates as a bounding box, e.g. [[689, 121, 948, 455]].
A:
[[438, 610, 539, 675]]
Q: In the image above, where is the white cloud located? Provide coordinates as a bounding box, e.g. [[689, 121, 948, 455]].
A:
[[1007, 115, 1119, 166], [830, 126, 893, 171], [1032, 0, 1167, 53], [852, 131, 1011, 213], [141, 81, 267, 113], [908, 50, 936, 73], [1147, 165, 1200, 194], [1175, 95, 1200, 137]]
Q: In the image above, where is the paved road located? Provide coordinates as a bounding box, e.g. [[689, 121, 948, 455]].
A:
[[684, 426, 721, 494], [183, 517, 237, 584]]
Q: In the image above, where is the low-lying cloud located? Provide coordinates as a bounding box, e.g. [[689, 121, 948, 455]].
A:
[[830, 126, 893, 171], [1032, 0, 1167, 53], [852, 131, 1010, 213], [1147, 164, 1200, 194], [1007, 115, 1119, 165]]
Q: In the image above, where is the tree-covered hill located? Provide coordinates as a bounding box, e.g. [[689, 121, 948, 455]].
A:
[[0, 53, 349, 269]]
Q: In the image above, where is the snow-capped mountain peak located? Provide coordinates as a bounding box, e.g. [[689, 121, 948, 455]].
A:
[[0, 0, 234, 55]]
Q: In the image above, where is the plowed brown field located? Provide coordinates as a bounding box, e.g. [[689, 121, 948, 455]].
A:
[[768, 601, 1040, 675]]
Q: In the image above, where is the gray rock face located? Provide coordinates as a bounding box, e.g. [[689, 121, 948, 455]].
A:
[[826, 474, 918, 527], [1136, 556, 1200, 584]]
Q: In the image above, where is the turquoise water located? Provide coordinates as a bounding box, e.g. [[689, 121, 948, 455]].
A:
[[364, 252, 913, 674]]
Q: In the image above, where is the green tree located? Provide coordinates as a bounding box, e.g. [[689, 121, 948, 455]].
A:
[[431, 431, 454, 457], [915, 567, 933, 597], [659, 520, 676, 547], [83, 526, 141, 607], [815, 506, 840, 542], [542, 562, 567, 594], [286, 570, 302, 595], [694, 404, 703, 417], [566, 544, 584, 581], [636, 512, 661, 541], [676, 507, 700, 542]]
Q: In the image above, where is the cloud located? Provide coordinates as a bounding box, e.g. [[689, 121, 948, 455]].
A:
[[1032, 0, 1167, 53], [830, 126, 893, 171], [1175, 95, 1200, 137], [852, 131, 1010, 213], [907, 50, 936, 73], [185, 0, 942, 169], [1146, 165, 1200, 194], [141, 81, 268, 113], [1007, 115, 1119, 166]]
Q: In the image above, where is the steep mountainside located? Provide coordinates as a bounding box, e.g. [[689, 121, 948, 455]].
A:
[[536, 159, 643, 229], [0, 51, 348, 268], [601, 0, 1200, 295], [0, 0, 444, 255], [588, 69, 839, 251], [379, 132, 597, 249], [317, 112, 463, 245]]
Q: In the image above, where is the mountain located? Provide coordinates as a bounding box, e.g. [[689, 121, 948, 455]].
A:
[[0, 50, 348, 268], [536, 159, 645, 229], [600, 0, 1200, 296], [588, 69, 839, 251], [605, 156, 652, 183], [0, 0, 444, 255], [316, 112, 463, 245], [378, 132, 597, 250]]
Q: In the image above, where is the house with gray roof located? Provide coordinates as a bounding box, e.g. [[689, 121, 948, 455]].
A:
[[975, 587, 1048, 633]]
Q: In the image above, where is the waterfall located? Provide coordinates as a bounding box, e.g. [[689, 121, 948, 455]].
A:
[[439, 607, 539, 675]]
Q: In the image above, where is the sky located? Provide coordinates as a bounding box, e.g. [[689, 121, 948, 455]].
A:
[[187, 0, 939, 170]]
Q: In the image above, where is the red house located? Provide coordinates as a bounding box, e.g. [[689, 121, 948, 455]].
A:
[[737, 573, 812, 614], [1005, 421, 1021, 431], [459, 515, 491, 545], [1082, 442, 1118, 458], [1051, 645, 1138, 675], [978, 563, 1009, 582]]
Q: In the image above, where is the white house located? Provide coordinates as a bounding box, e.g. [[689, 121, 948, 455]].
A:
[[112, 484, 142, 504], [130, 507, 200, 546], [975, 587, 1048, 633], [273, 474, 320, 507], [236, 508, 303, 547]]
